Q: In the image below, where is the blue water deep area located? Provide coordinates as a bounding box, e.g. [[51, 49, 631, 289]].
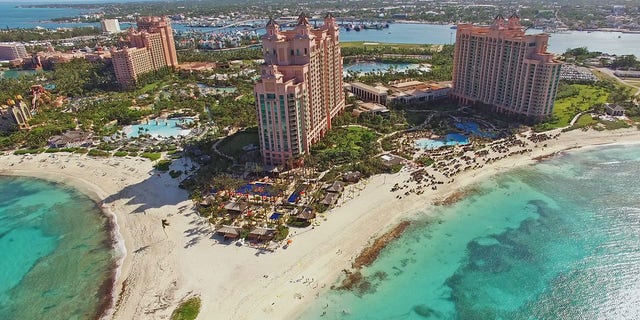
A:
[[302, 144, 640, 319]]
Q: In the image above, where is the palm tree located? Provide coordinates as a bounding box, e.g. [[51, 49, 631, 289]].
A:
[[161, 219, 170, 237]]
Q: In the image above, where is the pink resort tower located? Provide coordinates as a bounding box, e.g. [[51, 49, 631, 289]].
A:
[[452, 14, 562, 120], [254, 13, 345, 167]]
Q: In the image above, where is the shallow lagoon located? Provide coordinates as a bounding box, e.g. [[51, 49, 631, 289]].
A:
[[0, 177, 115, 319]]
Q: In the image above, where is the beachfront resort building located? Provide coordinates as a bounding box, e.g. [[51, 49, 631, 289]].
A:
[[254, 13, 345, 166], [0, 42, 29, 61], [100, 19, 121, 34], [452, 14, 562, 120], [111, 16, 178, 88]]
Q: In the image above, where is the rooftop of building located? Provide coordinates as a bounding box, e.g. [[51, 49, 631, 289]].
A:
[[349, 82, 389, 95], [389, 80, 451, 92], [0, 42, 25, 46]]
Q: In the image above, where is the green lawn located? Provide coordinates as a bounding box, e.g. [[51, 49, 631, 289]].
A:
[[311, 126, 380, 169], [550, 84, 609, 128], [217, 128, 259, 158], [575, 113, 598, 126]]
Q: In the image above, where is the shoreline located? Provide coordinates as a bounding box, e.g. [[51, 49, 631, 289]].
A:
[[0, 153, 193, 320], [278, 127, 640, 319], [0, 128, 639, 319], [0, 168, 127, 320]]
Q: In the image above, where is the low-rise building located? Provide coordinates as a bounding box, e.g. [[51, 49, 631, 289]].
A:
[[347, 82, 389, 105], [389, 80, 451, 104], [380, 154, 405, 167], [605, 104, 625, 116], [48, 131, 93, 148], [352, 102, 389, 118], [614, 70, 640, 78]]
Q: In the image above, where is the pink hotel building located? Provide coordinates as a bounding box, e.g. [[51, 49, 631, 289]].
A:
[[111, 16, 178, 88], [254, 13, 345, 166], [452, 14, 562, 120]]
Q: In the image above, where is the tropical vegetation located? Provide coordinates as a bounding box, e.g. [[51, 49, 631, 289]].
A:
[[170, 296, 201, 320]]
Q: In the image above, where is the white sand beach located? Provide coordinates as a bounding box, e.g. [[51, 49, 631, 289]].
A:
[[1, 127, 639, 320]]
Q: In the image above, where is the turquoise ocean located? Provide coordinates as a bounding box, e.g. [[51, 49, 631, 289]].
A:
[[303, 144, 640, 319], [0, 176, 115, 319]]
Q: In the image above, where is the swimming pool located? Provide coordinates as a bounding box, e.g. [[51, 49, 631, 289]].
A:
[[455, 121, 497, 138], [415, 133, 470, 150], [124, 118, 193, 138], [236, 183, 275, 197]]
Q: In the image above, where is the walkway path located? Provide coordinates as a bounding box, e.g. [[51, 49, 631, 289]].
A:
[[212, 136, 235, 162]]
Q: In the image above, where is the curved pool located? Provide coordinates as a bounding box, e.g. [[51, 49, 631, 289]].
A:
[[415, 133, 469, 150]]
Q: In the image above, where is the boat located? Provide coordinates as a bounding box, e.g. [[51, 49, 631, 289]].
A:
[[450, 25, 457, 29], [354, 25, 361, 31]]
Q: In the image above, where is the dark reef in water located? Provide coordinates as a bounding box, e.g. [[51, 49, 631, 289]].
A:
[[413, 304, 443, 318], [332, 221, 411, 295]]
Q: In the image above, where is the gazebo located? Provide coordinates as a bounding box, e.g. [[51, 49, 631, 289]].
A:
[[320, 192, 339, 206], [342, 171, 362, 183], [216, 225, 240, 240], [223, 200, 249, 215], [247, 227, 277, 242], [294, 206, 316, 222], [325, 181, 344, 193]]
